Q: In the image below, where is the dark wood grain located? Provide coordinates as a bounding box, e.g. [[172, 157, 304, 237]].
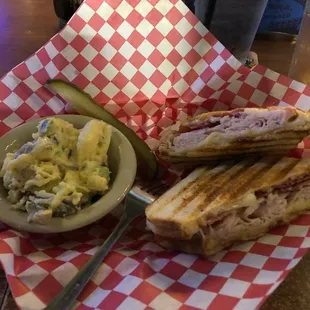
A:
[[0, 1, 57, 309], [0, 1, 309, 310], [252, 39, 296, 76], [0, 0, 58, 76], [252, 38, 310, 310], [251, 38, 310, 309]]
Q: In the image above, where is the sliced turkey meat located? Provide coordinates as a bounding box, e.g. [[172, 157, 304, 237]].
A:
[[171, 108, 296, 151], [204, 179, 310, 244]]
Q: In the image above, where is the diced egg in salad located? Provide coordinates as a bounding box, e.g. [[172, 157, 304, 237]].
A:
[[0, 118, 112, 225]]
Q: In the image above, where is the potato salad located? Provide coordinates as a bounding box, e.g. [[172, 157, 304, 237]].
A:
[[0, 118, 112, 225]]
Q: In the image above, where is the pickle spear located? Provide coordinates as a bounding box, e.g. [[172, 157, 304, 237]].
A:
[[47, 79, 158, 180]]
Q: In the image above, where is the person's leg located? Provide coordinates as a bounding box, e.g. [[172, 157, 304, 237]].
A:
[[53, 0, 83, 29], [55, 0, 196, 29], [196, 0, 268, 62], [183, 0, 196, 13]]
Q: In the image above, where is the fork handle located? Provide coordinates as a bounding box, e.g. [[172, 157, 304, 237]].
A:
[[45, 212, 134, 310]]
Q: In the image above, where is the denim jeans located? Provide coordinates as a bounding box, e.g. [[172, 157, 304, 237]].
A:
[[195, 0, 269, 62]]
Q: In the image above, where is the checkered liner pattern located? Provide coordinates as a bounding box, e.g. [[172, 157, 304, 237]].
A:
[[1, 0, 310, 309]]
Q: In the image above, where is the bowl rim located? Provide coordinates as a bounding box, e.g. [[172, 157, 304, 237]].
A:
[[0, 115, 137, 233]]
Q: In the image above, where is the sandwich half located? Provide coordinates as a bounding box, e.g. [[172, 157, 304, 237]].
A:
[[146, 156, 310, 256], [158, 107, 310, 162]]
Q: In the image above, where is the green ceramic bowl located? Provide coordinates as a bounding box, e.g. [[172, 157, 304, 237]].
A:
[[0, 115, 137, 233]]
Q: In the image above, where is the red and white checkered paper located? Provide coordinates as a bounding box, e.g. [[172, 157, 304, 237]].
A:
[[1, 0, 310, 309]]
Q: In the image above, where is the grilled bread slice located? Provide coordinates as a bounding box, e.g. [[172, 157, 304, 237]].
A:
[[158, 107, 310, 162], [146, 156, 310, 256]]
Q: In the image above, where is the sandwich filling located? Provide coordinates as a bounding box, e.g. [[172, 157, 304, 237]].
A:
[[170, 108, 296, 151], [204, 176, 310, 244], [146, 157, 310, 255]]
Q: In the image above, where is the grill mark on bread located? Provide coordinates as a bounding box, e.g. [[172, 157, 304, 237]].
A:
[[165, 159, 257, 220], [185, 145, 296, 157], [146, 177, 200, 217], [180, 107, 297, 127], [189, 140, 302, 153], [160, 154, 281, 163], [194, 145, 299, 152], [251, 157, 300, 191], [197, 159, 257, 210], [235, 132, 309, 143], [168, 163, 232, 218], [146, 156, 310, 241], [164, 139, 301, 157], [146, 167, 210, 218], [204, 157, 279, 211]]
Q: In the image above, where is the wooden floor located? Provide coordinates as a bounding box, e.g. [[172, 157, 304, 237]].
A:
[[0, 1, 308, 310]]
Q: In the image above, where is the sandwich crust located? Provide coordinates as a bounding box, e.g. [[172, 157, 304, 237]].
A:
[[158, 107, 310, 162], [146, 157, 310, 255]]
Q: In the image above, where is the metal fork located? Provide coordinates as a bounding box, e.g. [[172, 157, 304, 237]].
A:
[[45, 181, 169, 310]]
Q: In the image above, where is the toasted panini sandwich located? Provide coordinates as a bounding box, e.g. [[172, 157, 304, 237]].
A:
[[146, 157, 310, 256], [158, 107, 310, 162]]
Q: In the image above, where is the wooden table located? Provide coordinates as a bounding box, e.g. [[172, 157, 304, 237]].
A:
[[0, 1, 309, 309]]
